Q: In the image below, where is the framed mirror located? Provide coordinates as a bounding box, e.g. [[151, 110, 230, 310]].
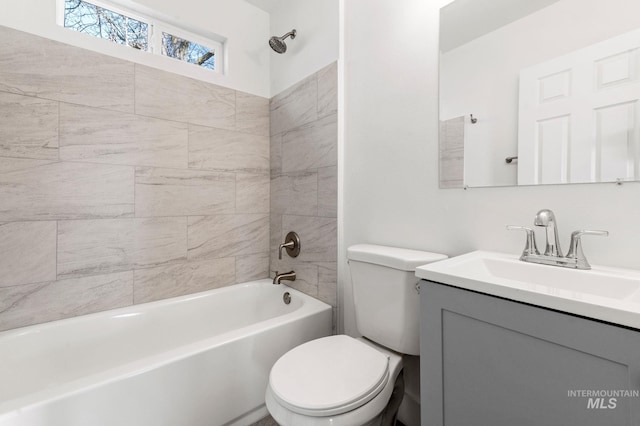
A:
[[439, 0, 640, 188]]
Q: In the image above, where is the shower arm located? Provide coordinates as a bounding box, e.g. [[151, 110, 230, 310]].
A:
[[280, 30, 297, 40]]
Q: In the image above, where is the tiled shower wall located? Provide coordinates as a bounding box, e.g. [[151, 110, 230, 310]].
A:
[[0, 26, 270, 332], [269, 63, 338, 326]]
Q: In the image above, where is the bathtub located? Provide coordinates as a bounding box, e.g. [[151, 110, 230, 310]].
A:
[[0, 279, 332, 426]]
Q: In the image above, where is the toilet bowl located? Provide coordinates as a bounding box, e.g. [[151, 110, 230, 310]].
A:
[[265, 245, 447, 425], [265, 336, 403, 425]]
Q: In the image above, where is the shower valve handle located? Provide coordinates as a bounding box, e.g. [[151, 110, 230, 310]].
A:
[[278, 232, 301, 259]]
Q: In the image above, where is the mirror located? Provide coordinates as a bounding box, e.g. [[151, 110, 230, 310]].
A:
[[439, 0, 640, 188]]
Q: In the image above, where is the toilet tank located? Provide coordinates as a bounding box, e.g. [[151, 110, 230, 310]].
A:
[[347, 244, 447, 356]]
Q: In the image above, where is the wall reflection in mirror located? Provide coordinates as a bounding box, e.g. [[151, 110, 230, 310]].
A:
[[439, 0, 640, 188]]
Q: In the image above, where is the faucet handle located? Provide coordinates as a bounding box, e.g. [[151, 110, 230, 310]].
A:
[[566, 230, 608, 269], [507, 225, 539, 258], [278, 231, 301, 260], [570, 230, 609, 239]]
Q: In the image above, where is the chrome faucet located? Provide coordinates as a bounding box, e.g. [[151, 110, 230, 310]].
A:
[[273, 271, 296, 285], [508, 209, 608, 270], [533, 209, 562, 257]]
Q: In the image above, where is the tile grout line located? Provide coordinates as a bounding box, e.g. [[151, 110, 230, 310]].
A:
[[133, 63, 137, 116], [316, 68, 320, 117], [234, 172, 238, 214], [233, 255, 237, 284], [55, 221, 59, 280], [0, 212, 273, 225], [316, 166, 320, 217], [133, 166, 136, 219], [131, 268, 135, 306], [57, 101, 61, 162], [0, 154, 270, 177], [186, 120, 191, 266]]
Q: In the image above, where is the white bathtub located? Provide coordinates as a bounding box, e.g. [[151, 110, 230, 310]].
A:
[[0, 279, 332, 426]]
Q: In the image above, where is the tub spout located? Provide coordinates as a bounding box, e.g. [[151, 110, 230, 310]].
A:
[[273, 271, 296, 285]]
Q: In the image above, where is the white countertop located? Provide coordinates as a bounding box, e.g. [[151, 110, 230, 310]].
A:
[[416, 250, 640, 330]]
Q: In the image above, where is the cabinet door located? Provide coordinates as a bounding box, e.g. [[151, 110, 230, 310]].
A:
[[420, 280, 640, 426]]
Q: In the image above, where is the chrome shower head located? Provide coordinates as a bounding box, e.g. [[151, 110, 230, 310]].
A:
[[269, 29, 297, 54]]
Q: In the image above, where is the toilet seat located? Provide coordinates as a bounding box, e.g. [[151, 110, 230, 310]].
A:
[[268, 335, 390, 417]]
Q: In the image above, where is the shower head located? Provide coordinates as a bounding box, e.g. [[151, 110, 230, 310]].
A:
[[269, 29, 297, 54]]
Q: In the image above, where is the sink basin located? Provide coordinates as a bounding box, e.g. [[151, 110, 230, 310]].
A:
[[416, 251, 640, 329]]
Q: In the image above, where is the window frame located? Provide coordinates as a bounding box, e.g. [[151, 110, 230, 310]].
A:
[[57, 0, 224, 74]]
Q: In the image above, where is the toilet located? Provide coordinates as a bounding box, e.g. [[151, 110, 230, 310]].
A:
[[265, 244, 447, 425]]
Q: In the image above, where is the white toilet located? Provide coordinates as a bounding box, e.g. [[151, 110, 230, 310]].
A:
[[265, 244, 447, 425]]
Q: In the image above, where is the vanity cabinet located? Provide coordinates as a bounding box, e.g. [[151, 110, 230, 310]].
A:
[[420, 280, 640, 426]]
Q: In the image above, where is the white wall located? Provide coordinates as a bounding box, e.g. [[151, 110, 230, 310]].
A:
[[342, 4, 640, 420], [342, 0, 640, 335], [440, 0, 640, 187], [268, 0, 339, 96], [0, 0, 270, 97]]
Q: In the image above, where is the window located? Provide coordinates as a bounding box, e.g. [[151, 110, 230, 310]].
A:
[[64, 0, 148, 50], [60, 0, 223, 73], [162, 32, 215, 70]]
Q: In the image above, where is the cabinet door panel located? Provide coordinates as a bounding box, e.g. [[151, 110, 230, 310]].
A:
[[421, 281, 640, 426]]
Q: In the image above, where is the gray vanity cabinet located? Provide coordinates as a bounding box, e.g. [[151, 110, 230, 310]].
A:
[[420, 280, 640, 426]]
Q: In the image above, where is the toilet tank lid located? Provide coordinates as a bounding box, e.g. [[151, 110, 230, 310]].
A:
[[347, 244, 447, 271]]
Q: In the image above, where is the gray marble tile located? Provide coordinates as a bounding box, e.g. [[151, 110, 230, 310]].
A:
[[0, 26, 134, 113], [318, 281, 337, 307], [135, 65, 235, 130], [282, 215, 336, 262], [0, 158, 134, 221], [133, 257, 235, 304], [0, 221, 57, 288], [236, 173, 270, 214], [0, 92, 58, 160], [439, 179, 464, 189], [440, 116, 465, 152], [439, 120, 447, 146], [58, 217, 187, 278], [439, 148, 464, 187], [439, 117, 465, 189], [270, 133, 282, 178], [270, 74, 318, 135], [270, 256, 318, 297], [59, 103, 188, 169], [188, 125, 269, 173], [317, 166, 337, 218], [317, 62, 337, 118], [0, 157, 51, 173], [135, 167, 235, 217], [281, 114, 337, 173], [188, 214, 269, 260], [270, 171, 318, 216], [0, 271, 134, 332], [236, 91, 269, 137], [236, 252, 270, 283], [317, 261, 337, 306], [270, 214, 283, 255]]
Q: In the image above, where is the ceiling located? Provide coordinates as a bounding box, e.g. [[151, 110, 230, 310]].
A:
[[440, 0, 561, 53]]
